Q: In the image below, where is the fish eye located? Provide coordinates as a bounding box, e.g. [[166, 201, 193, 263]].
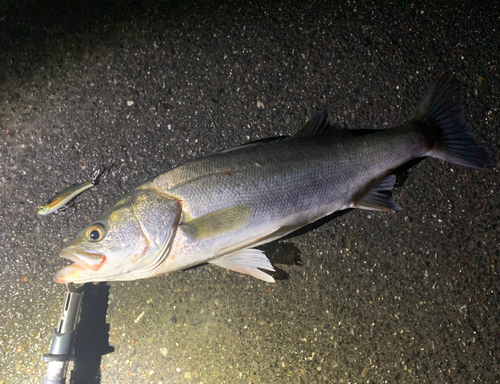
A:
[[86, 223, 105, 242]]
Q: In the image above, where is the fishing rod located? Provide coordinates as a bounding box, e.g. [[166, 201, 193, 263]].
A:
[[42, 283, 83, 384]]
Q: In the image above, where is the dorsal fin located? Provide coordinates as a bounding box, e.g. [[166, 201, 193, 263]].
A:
[[217, 135, 289, 154], [291, 110, 345, 138]]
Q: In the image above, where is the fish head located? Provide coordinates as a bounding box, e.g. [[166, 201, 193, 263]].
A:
[[55, 189, 182, 284]]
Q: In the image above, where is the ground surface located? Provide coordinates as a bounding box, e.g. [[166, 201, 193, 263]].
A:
[[0, 0, 499, 383]]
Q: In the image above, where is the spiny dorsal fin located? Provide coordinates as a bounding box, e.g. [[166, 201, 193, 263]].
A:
[[217, 135, 289, 154], [291, 110, 346, 138]]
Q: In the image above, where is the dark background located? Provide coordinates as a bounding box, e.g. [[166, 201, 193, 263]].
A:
[[0, 0, 499, 383]]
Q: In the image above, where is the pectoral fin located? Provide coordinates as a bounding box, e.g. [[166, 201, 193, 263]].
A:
[[209, 248, 275, 283], [180, 205, 251, 240]]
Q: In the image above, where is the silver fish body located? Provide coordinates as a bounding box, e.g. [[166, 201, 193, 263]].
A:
[[146, 127, 418, 274], [55, 75, 495, 284]]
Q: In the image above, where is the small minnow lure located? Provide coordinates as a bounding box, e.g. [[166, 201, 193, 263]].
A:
[[37, 165, 109, 216]]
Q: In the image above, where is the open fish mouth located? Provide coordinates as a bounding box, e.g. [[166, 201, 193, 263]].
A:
[[55, 250, 107, 283]]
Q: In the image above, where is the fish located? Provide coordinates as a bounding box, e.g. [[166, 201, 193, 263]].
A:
[[55, 75, 496, 284], [38, 165, 109, 216]]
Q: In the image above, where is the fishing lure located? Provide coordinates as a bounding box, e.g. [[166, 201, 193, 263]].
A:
[[37, 165, 109, 216]]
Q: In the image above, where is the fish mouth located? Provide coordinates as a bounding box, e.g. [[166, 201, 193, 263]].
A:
[[55, 250, 107, 284]]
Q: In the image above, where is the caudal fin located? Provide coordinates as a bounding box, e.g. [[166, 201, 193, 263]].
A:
[[411, 74, 496, 170]]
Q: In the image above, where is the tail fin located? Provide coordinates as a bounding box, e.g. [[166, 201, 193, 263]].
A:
[[411, 74, 496, 170]]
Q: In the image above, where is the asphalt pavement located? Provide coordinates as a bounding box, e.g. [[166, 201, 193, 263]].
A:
[[0, 0, 499, 383]]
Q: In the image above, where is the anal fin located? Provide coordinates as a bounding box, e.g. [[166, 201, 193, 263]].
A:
[[355, 174, 402, 212], [209, 248, 275, 283]]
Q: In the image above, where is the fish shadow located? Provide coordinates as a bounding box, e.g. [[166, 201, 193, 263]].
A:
[[258, 242, 303, 280], [260, 209, 352, 280], [70, 283, 114, 384]]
